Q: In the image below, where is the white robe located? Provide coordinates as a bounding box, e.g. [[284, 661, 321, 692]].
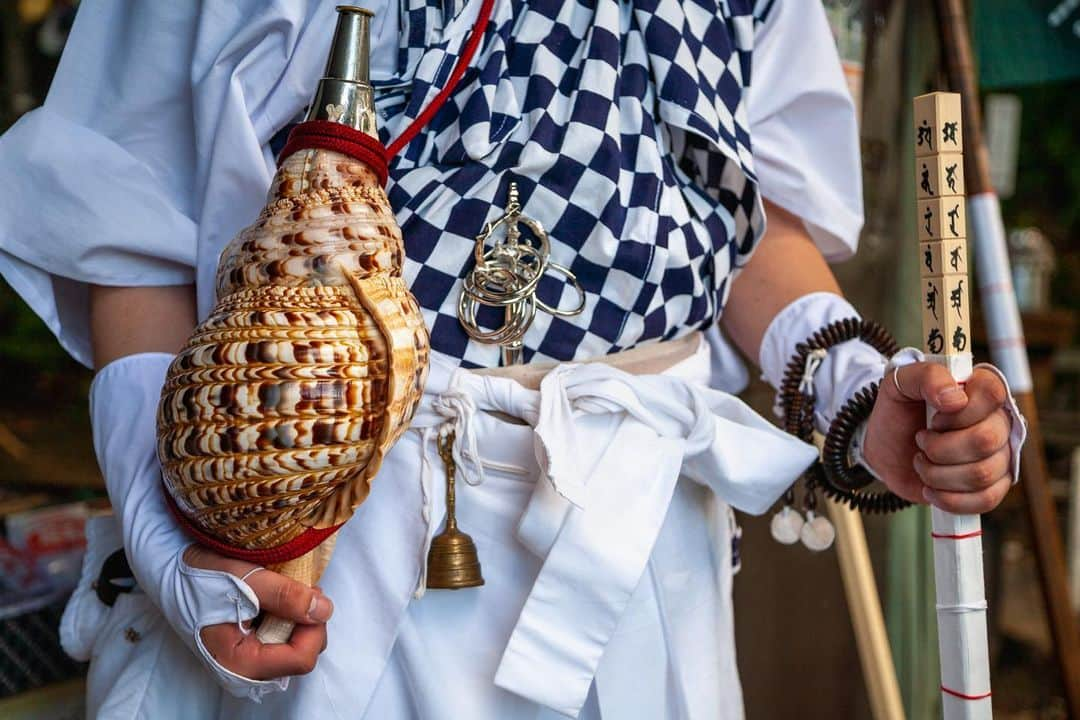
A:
[[0, 1, 862, 718], [71, 338, 818, 719]]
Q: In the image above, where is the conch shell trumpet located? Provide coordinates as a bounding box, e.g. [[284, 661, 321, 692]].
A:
[[156, 7, 429, 642]]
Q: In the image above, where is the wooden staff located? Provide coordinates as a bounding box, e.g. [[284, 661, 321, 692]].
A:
[[914, 91, 991, 719], [825, 497, 906, 720], [933, 1, 1080, 715]]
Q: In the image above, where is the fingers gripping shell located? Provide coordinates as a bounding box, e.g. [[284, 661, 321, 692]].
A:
[[158, 148, 429, 554]]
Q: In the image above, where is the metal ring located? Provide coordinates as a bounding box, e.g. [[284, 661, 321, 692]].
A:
[[534, 261, 586, 317], [469, 243, 547, 295], [458, 189, 577, 354], [463, 269, 537, 308], [463, 267, 527, 306], [463, 303, 533, 345], [458, 291, 536, 345], [463, 244, 548, 306]]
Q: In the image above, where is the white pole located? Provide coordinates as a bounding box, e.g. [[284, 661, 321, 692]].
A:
[[934, 2, 1080, 710], [913, 92, 992, 719]]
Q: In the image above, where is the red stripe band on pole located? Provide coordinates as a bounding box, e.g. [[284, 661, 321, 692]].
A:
[[931, 530, 984, 540], [941, 686, 992, 701]]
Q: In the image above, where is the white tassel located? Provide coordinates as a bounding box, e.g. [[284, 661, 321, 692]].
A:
[[799, 511, 835, 552], [770, 506, 804, 545]]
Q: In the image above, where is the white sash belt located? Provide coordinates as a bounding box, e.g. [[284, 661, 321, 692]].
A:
[[409, 345, 817, 717]]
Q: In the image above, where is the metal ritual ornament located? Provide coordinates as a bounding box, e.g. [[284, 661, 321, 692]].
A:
[[431, 182, 586, 588], [426, 430, 485, 589], [458, 182, 586, 366]]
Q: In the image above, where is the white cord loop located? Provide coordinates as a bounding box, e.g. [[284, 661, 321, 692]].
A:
[[231, 592, 253, 636], [431, 388, 486, 487], [239, 567, 264, 584], [798, 348, 828, 397], [236, 566, 265, 629]]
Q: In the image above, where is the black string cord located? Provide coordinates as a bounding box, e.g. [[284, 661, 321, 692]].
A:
[[778, 318, 911, 514]]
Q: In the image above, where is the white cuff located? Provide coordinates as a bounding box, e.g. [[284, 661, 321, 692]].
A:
[[759, 292, 887, 432], [90, 352, 289, 701]]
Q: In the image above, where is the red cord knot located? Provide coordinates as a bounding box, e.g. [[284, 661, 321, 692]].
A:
[[280, 120, 389, 187]]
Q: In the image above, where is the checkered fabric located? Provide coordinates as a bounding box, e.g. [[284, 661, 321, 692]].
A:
[[375, 0, 774, 367]]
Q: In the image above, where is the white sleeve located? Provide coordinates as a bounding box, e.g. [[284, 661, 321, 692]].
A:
[[0, 1, 400, 370], [0, 2, 201, 368], [749, 1, 863, 261]]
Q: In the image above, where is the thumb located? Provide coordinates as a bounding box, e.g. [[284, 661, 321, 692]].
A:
[[890, 362, 968, 413], [245, 569, 334, 625]]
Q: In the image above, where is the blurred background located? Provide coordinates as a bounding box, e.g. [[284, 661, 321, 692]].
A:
[[0, 0, 1079, 718]]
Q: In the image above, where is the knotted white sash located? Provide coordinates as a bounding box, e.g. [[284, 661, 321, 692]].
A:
[[411, 349, 817, 717]]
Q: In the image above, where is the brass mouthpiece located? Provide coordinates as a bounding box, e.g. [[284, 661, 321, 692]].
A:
[[306, 6, 378, 137]]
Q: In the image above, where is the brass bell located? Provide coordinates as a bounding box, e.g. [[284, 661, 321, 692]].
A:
[[426, 430, 485, 589]]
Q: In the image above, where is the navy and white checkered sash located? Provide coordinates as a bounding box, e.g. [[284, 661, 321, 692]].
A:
[[376, 0, 773, 367]]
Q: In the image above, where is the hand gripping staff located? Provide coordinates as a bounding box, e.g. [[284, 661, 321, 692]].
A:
[[155, 7, 431, 644], [913, 91, 991, 719]]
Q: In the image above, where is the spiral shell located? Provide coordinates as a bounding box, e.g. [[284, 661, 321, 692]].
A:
[[157, 149, 429, 551]]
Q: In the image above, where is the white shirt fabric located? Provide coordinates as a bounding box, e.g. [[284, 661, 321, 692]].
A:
[[0, 0, 860, 372]]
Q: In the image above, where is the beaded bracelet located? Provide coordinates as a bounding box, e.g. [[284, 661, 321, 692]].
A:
[[778, 318, 911, 516]]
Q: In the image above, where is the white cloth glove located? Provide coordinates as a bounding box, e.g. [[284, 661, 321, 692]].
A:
[[83, 352, 289, 701]]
